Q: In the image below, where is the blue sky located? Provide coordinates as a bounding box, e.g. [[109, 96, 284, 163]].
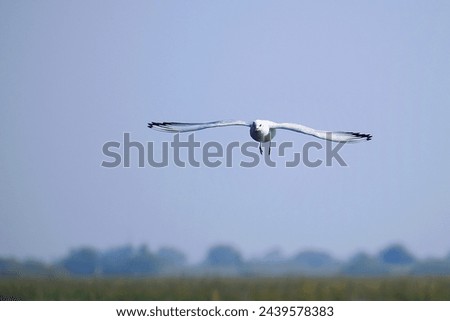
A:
[[1, 0, 449, 263]]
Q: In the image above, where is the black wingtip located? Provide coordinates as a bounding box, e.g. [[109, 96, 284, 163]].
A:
[[344, 131, 372, 141], [359, 133, 372, 141], [148, 122, 168, 128], [148, 122, 175, 127], [357, 132, 372, 141]]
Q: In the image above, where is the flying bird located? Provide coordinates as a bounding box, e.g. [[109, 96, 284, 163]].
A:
[[148, 119, 372, 154]]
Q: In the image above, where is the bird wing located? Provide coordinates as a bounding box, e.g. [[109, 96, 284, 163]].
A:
[[272, 122, 372, 142], [148, 120, 251, 133]]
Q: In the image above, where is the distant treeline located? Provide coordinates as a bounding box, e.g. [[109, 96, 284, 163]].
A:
[[1, 244, 450, 277]]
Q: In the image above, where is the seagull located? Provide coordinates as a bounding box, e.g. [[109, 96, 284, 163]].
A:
[[148, 119, 372, 154]]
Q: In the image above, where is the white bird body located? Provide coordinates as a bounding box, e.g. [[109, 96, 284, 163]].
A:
[[148, 119, 371, 154]]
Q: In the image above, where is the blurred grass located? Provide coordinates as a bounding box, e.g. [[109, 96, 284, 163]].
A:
[[1, 277, 449, 300]]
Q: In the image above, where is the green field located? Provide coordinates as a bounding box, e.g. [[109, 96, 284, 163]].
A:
[[1, 277, 449, 300]]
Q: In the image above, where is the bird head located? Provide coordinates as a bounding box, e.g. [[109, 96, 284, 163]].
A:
[[253, 120, 264, 131]]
